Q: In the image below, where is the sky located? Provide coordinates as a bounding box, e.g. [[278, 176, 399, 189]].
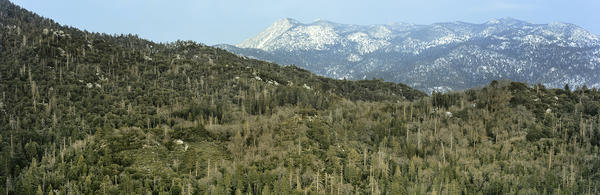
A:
[[11, 0, 600, 45]]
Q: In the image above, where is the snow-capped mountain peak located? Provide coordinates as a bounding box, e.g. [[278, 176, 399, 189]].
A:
[[223, 18, 600, 93], [237, 18, 342, 52], [236, 18, 300, 49]]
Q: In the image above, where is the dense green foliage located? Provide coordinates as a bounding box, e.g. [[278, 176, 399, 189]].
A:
[[1, 0, 600, 194]]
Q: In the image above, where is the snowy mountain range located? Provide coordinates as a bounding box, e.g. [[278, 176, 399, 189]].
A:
[[217, 18, 600, 93]]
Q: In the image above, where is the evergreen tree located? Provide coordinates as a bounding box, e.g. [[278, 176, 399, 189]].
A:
[[390, 167, 407, 195]]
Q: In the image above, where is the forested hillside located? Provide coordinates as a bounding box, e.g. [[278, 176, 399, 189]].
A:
[[1, 0, 600, 194]]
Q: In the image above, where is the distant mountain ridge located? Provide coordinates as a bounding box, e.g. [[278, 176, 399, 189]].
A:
[[218, 18, 600, 93]]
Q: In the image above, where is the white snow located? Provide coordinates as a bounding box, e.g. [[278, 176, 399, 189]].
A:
[[238, 18, 339, 51], [237, 18, 298, 49], [347, 32, 390, 54], [347, 53, 362, 62], [229, 18, 600, 93]]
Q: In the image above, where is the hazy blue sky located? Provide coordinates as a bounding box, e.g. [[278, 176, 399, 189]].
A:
[[11, 0, 600, 45]]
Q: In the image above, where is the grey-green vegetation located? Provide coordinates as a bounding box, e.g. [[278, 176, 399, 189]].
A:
[[1, 1, 599, 194]]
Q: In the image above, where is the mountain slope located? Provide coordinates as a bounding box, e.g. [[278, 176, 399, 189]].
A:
[[219, 18, 600, 93], [2, 1, 600, 194]]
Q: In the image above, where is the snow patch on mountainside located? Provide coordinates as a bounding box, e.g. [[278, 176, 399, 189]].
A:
[[224, 18, 600, 93], [237, 18, 298, 50], [238, 18, 340, 51], [347, 53, 362, 62], [347, 32, 390, 54]]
